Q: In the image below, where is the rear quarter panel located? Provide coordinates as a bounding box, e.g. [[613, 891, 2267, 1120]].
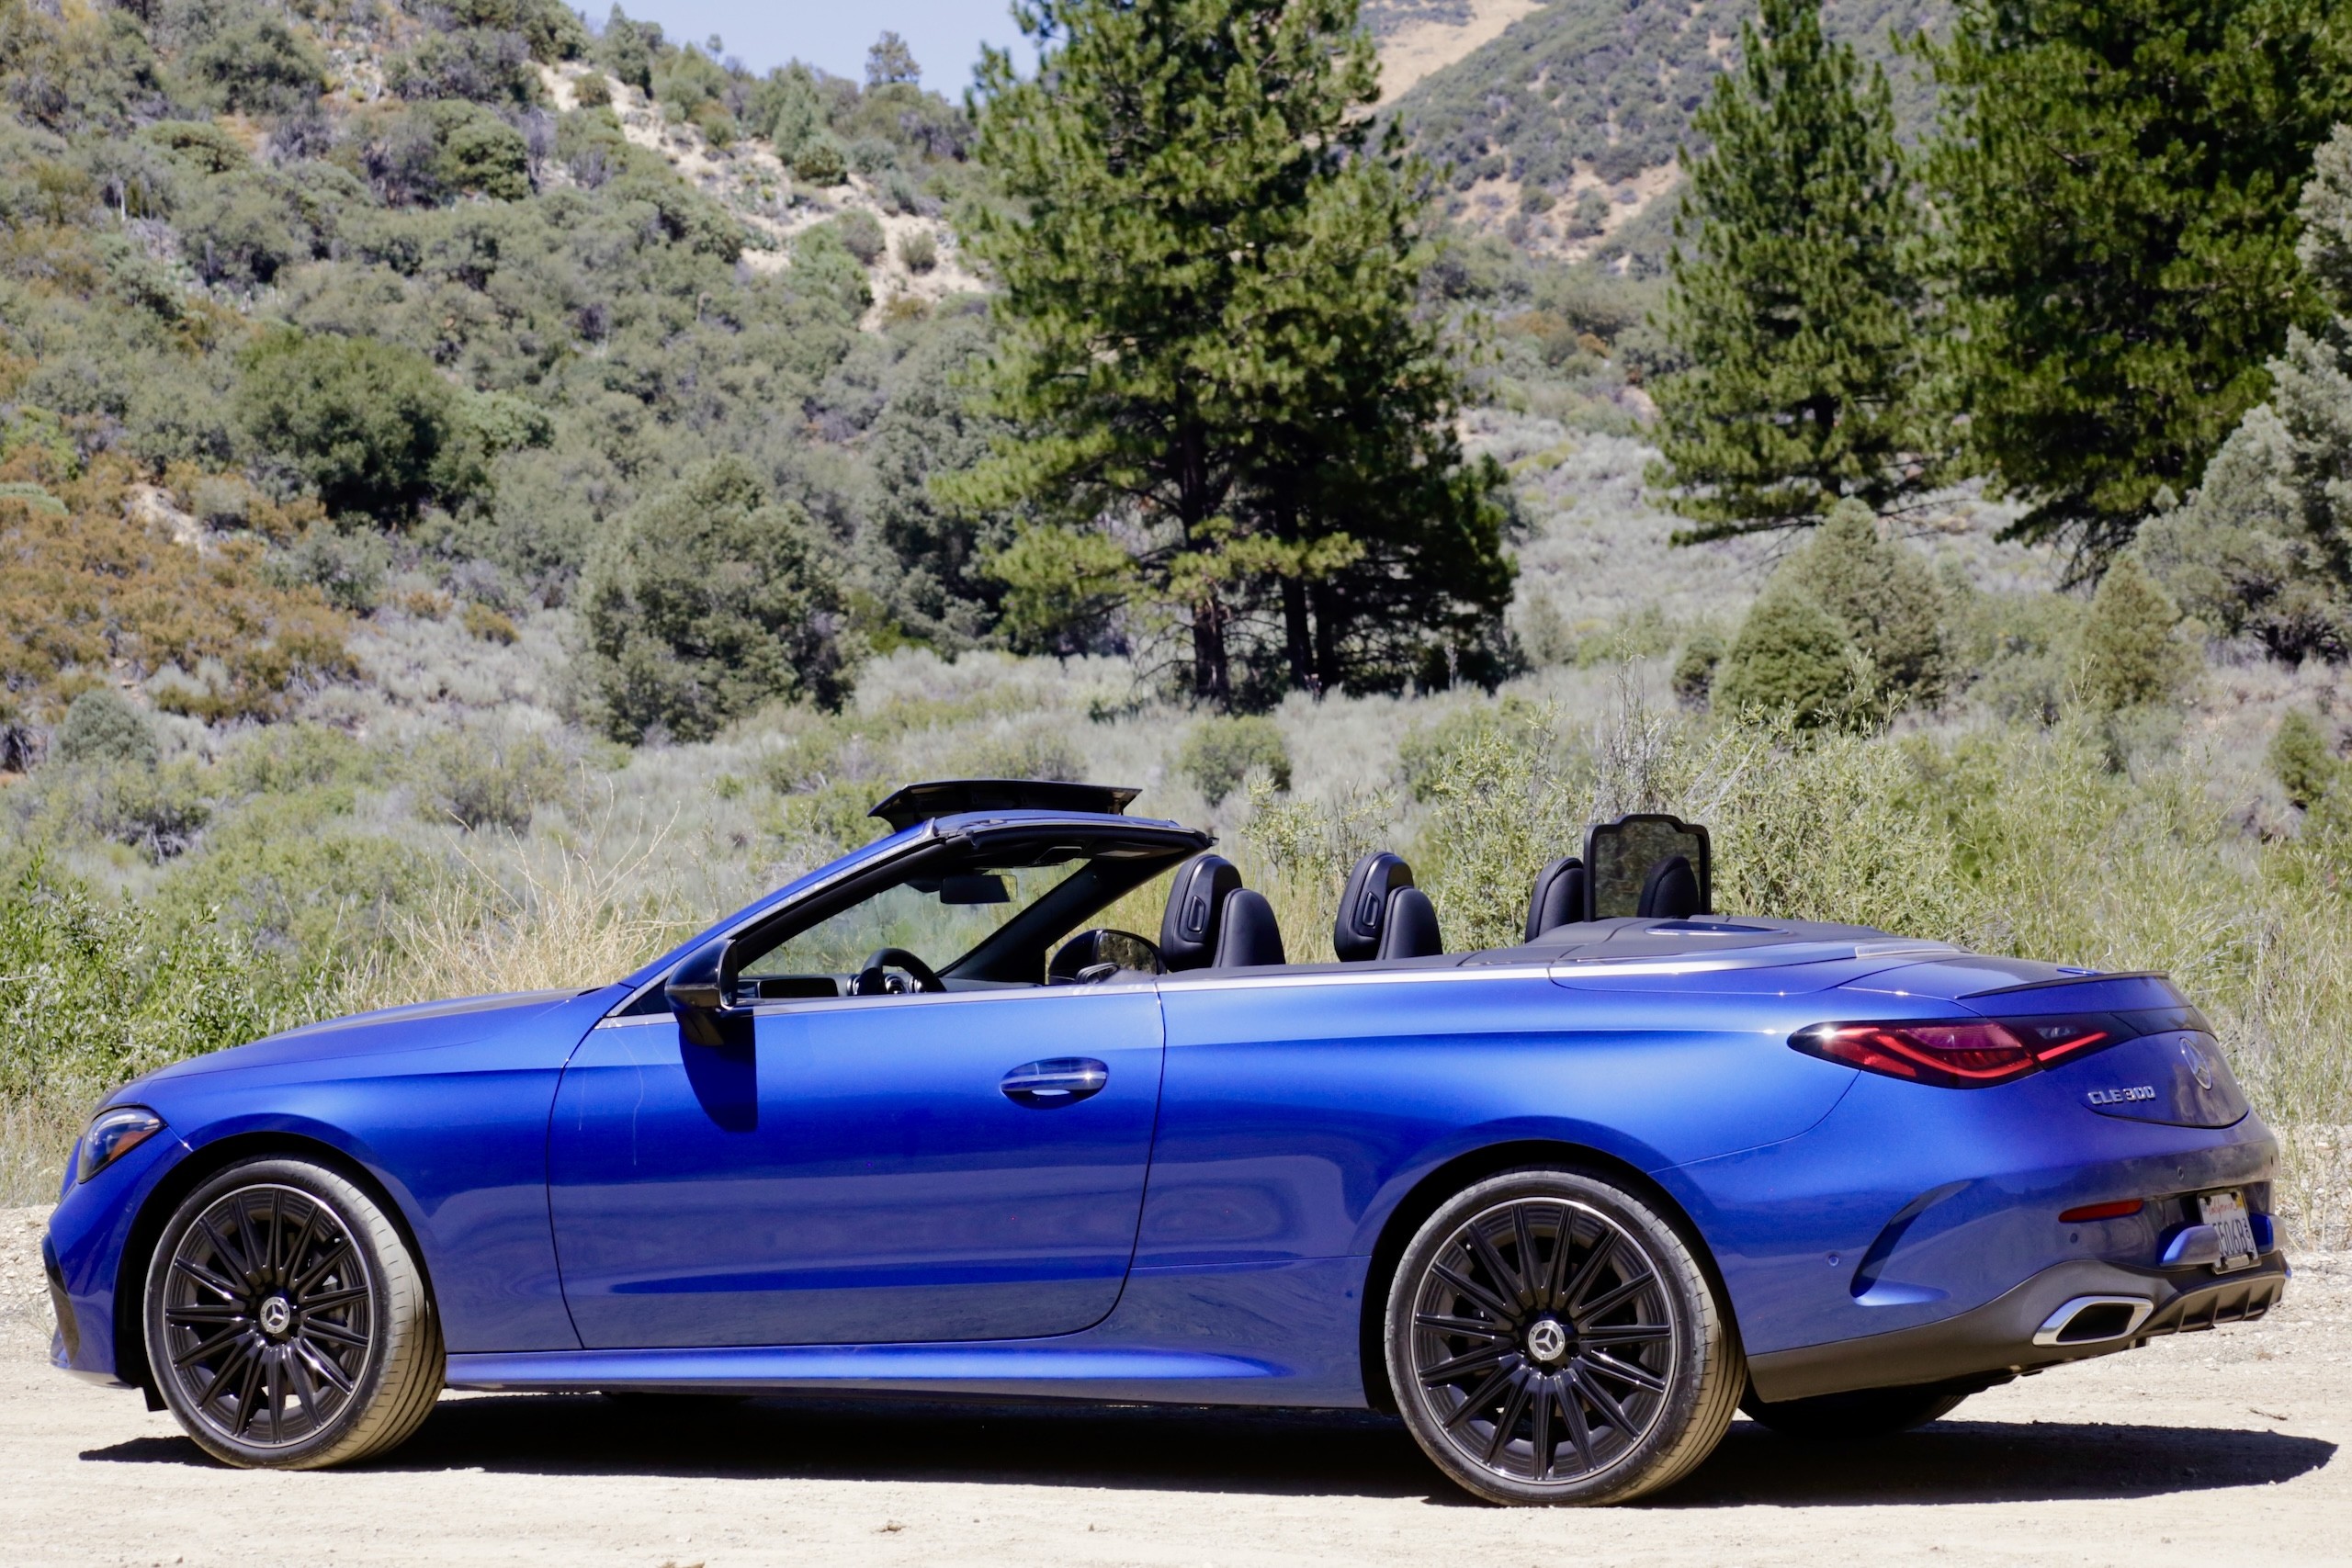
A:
[[1142, 970, 1861, 1270]]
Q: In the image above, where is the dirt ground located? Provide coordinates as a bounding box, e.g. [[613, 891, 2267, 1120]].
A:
[[5, 1206, 2350, 1567]]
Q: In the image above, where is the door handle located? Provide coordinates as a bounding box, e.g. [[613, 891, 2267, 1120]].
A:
[[1000, 1057, 1109, 1108]]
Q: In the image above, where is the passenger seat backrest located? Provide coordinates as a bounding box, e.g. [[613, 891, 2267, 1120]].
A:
[[1525, 855, 1587, 941], [1334, 852, 1444, 962], [1213, 888, 1287, 968], [1160, 854, 1243, 971], [1637, 853, 1702, 919], [1379, 886, 1443, 961], [1334, 852, 1414, 962]]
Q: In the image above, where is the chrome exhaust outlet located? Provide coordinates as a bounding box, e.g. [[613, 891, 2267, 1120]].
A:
[[2032, 1294, 2154, 1347]]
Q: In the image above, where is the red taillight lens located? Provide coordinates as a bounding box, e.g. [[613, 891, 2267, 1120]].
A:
[[2059, 1199, 2144, 1223], [1791, 1015, 2119, 1089]]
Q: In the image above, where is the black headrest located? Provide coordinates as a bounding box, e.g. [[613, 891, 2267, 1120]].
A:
[[1335, 852, 1416, 963], [1638, 853, 1702, 919], [1161, 854, 1243, 971], [1378, 886, 1443, 960], [1526, 855, 1587, 941], [1213, 888, 1286, 968]]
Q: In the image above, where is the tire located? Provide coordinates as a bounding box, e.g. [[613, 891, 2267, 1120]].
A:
[[1740, 1383, 1970, 1440], [143, 1156, 444, 1470], [1385, 1168, 1743, 1506]]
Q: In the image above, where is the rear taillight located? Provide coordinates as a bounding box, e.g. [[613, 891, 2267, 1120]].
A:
[[1790, 1015, 2118, 1089]]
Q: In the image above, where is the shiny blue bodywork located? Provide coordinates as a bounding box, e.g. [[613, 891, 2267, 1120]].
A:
[[47, 810, 2278, 1408]]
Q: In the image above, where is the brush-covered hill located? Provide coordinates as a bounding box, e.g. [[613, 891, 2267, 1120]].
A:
[[1372, 0, 1951, 266]]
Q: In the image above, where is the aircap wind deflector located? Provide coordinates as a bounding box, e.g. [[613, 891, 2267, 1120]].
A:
[[868, 778, 1143, 830]]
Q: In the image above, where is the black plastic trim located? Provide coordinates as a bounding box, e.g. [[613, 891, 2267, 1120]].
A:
[[1747, 1252, 2288, 1403]]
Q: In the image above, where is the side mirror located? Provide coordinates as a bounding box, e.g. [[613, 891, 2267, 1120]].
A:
[[1583, 814, 1712, 920], [665, 934, 744, 1048]]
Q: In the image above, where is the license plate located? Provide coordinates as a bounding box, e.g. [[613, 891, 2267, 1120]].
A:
[[2199, 1189, 2260, 1273]]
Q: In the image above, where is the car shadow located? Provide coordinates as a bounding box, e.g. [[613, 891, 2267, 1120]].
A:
[[83, 1395, 2335, 1506]]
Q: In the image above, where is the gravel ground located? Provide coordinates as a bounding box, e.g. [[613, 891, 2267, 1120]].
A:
[[5, 1206, 2349, 1566]]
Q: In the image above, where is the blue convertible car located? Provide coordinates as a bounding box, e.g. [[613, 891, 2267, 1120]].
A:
[[44, 780, 2287, 1504]]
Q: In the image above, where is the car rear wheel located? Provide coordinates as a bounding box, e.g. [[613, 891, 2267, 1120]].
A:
[[1385, 1168, 1743, 1506], [1740, 1383, 1971, 1439], [144, 1156, 443, 1470]]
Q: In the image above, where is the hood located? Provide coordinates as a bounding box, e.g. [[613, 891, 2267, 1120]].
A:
[[134, 988, 591, 1088]]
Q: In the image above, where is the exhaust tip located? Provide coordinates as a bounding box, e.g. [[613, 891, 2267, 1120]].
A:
[[2033, 1294, 2154, 1347]]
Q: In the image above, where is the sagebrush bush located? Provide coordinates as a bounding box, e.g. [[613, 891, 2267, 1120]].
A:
[[898, 228, 938, 273], [1178, 715, 1293, 807], [54, 688, 157, 770], [833, 208, 887, 265]]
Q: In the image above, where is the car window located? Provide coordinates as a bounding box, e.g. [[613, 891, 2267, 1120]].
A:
[[735, 858, 1083, 980]]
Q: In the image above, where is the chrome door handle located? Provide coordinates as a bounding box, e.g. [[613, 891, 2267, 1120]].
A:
[[1000, 1057, 1109, 1108]]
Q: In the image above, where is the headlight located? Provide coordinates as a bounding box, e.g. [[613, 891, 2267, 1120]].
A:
[[77, 1106, 164, 1183]]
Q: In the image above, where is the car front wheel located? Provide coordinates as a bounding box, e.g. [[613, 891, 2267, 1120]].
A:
[[1385, 1168, 1744, 1506], [144, 1156, 443, 1469]]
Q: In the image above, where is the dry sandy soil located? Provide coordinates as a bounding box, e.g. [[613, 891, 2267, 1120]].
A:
[[5, 1204, 2350, 1566]]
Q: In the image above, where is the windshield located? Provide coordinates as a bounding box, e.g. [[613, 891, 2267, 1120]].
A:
[[738, 858, 1083, 979]]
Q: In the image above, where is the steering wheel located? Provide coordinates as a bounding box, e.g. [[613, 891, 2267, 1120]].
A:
[[852, 946, 945, 996]]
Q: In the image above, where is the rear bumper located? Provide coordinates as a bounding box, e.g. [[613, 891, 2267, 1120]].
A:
[[1747, 1250, 2288, 1403]]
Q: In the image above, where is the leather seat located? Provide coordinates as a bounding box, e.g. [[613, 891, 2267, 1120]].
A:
[[1160, 853, 1287, 970], [1334, 852, 1444, 962], [1637, 853, 1702, 919], [1525, 855, 1587, 940]]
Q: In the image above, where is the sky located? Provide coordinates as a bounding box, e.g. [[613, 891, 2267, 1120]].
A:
[[600, 1, 1036, 89]]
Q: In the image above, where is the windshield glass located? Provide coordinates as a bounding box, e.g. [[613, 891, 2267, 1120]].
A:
[[736, 856, 1084, 979]]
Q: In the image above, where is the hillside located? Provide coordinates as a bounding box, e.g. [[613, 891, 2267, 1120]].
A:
[[1379, 0, 1951, 265]]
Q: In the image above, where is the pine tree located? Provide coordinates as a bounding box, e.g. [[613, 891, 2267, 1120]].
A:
[[956, 0, 1509, 705], [1924, 0, 2352, 562], [1648, 0, 1937, 542], [2074, 554, 2192, 713]]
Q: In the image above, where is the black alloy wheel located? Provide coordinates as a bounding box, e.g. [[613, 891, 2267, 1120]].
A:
[[1387, 1168, 1743, 1506], [145, 1158, 442, 1469]]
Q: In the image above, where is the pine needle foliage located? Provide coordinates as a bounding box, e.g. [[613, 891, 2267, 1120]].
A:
[[1921, 0, 2352, 563], [1649, 0, 1939, 541], [957, 0, 1510, 706]]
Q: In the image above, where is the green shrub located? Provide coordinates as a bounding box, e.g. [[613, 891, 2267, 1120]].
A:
[[236, 331, 468, 520], [1713, 586, 1861, 728], [581, 457, 852, 744], [1178, 715, 1293, 807], [2272, 711, 2342, 810], [1671, 629, 1725, 708], [73, 761, 214, 863], [2075, 554, 2194, 713], [188, 13, 328, 118], [897, 228, 938, 274], [412, 727, 571, 832], [0, 856, 317, 1194], [833, 208, 886, 265], [54, 688, 157, 770], [950, 722, 1084, 783], [791, 132, 848, 186]]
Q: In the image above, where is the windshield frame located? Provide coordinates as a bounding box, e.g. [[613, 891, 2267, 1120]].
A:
[[605, 811, 1210, 1014]]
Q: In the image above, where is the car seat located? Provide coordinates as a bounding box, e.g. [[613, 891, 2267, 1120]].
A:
[[1524, 855, 1587, 940], [1637, 853, 1702, 919], [1334, 852, 1444, 962], [1160, 853, 1287, 970]]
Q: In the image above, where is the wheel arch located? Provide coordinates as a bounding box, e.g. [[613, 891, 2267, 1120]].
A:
[[112, 1131, 440, 1400], [1354, 1139, 1738, 1416]]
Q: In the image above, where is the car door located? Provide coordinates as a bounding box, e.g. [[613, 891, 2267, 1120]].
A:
[[548, 982, 1165, 1348]]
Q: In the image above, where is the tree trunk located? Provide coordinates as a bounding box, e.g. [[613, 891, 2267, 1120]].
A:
[[1310, 580, 1341, 694], [1283, 576, 1314, 693]]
